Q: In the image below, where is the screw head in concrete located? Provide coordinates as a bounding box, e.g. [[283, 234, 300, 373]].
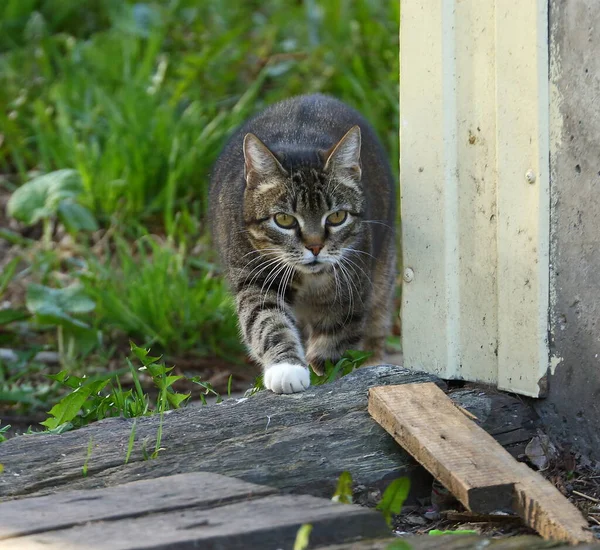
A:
[[526, 169, 536, 184], [403, 268, 414, 283]]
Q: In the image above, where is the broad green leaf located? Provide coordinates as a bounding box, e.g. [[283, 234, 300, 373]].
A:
[[47, 370, 84, 389], [41, 378, 109, 429], [376, 478, 411, 527], [0, 308, 30, 325], [164, 375, 184, 387], [166, 391, 190, 409], [26, 284, 95, 328], [7, 169, 83, 225], [130, 342, 161, 365], [293, 524, 312, 550], [58, 201, 98, 232], [332, 471, 353, 504]]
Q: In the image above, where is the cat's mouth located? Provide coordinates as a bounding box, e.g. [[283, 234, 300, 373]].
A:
[[297, 259, 330, 274]]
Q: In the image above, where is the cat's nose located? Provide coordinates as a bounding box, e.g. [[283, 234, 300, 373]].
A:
[[306, 243, 323, 257]]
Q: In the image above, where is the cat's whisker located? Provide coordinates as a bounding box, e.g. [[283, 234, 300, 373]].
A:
[[241, 254, 278, 274], [260, 261, 289, 308], [361, 220, 394, 230], [331, 263, 341, 306], [242, 253, 280, 275], [339, 257, 366, 308], [340, 254, 373, 285], [275, 263, 289, 311], [341, 254, 366, 272], [275, 266, 287, 312], [341, 247, 376, 260], [336, 260, 356, 325], [278, 264, 295, 312], [240, 248, 281, 261], [244, 256, 283, 287]]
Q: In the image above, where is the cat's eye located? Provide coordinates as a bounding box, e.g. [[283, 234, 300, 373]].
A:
[[326, 210, 348, 226], [274, 213, 298, 228]]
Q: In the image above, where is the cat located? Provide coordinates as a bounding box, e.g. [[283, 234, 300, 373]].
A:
[[209, 94, 396, 393]]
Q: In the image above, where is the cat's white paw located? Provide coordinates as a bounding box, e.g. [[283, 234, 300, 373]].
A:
[[264, 363, 310, 394]]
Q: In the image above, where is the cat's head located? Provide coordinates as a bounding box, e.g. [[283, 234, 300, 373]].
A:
[[242, 126, 365, 274]]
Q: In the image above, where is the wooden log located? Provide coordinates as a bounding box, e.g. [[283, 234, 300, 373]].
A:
[[0, 366, 438, 501], [0, 472, 389, 550], [0, 367, 540, 506], [368, 383, 595, 544]]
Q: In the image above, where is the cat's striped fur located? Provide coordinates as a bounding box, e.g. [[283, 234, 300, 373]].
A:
[[210, 94, 396, 393]]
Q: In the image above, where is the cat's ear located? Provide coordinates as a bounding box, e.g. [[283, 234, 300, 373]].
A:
[[243, 133, 287, 187], [324, 125, 362, 181]]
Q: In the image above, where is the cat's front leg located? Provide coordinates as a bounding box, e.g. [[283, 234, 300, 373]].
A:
[[306, 318, 366, 375], [236, 287, 310, 394]]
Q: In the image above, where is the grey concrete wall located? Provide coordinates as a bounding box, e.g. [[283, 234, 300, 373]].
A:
[[537, 0, 600, 462]]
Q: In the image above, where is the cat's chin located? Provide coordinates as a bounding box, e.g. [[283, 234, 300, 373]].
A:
[[296, 262, 330, 275]]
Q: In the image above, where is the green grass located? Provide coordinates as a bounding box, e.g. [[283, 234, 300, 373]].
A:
[[0, 0, 399, 428], [0, 0, 399, 224], [82, 234, 241, 357]]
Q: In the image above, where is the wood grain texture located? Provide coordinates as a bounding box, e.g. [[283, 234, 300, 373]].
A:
[[0, 366, 436, 501], [514, 471, 597, 545], [0, 475, 388, 550], [368, 383, 594, 544], [369, 383, 515, 513], [0, 367, 540, 509], [0, 472, 275, 540]]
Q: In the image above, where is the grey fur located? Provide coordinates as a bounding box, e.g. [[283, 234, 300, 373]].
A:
[[210, 94, 396, 392]]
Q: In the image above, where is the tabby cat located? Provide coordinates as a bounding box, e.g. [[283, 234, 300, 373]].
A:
[[209, 94, 396, 393]]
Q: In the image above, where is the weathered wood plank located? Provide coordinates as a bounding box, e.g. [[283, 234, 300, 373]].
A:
[[316, 535, 600, 549], [1, 487, 389, 550], [0, 472, 275, 540], [0, 367, 541, 507], [0, 366, 439, 500], [368, 383, 594, 544], [514, 471, 597, 546], [369, 383, 515, 513]]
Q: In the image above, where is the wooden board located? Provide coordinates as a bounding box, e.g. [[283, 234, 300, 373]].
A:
[[369, 383, 515, 513], [0, 472, 275, 540], [368, 383, 594, 544], [513, 471, 598, 545], [0, 472, 389, 550]]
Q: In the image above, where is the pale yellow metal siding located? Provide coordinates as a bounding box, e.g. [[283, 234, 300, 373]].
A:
[[400, 0, 550, 396]]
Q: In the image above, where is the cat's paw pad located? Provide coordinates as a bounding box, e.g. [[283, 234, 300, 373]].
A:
[[264, 363, 310, 394]]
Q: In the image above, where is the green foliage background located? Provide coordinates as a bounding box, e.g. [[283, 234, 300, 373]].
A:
[[0, 0, 399, 423]]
